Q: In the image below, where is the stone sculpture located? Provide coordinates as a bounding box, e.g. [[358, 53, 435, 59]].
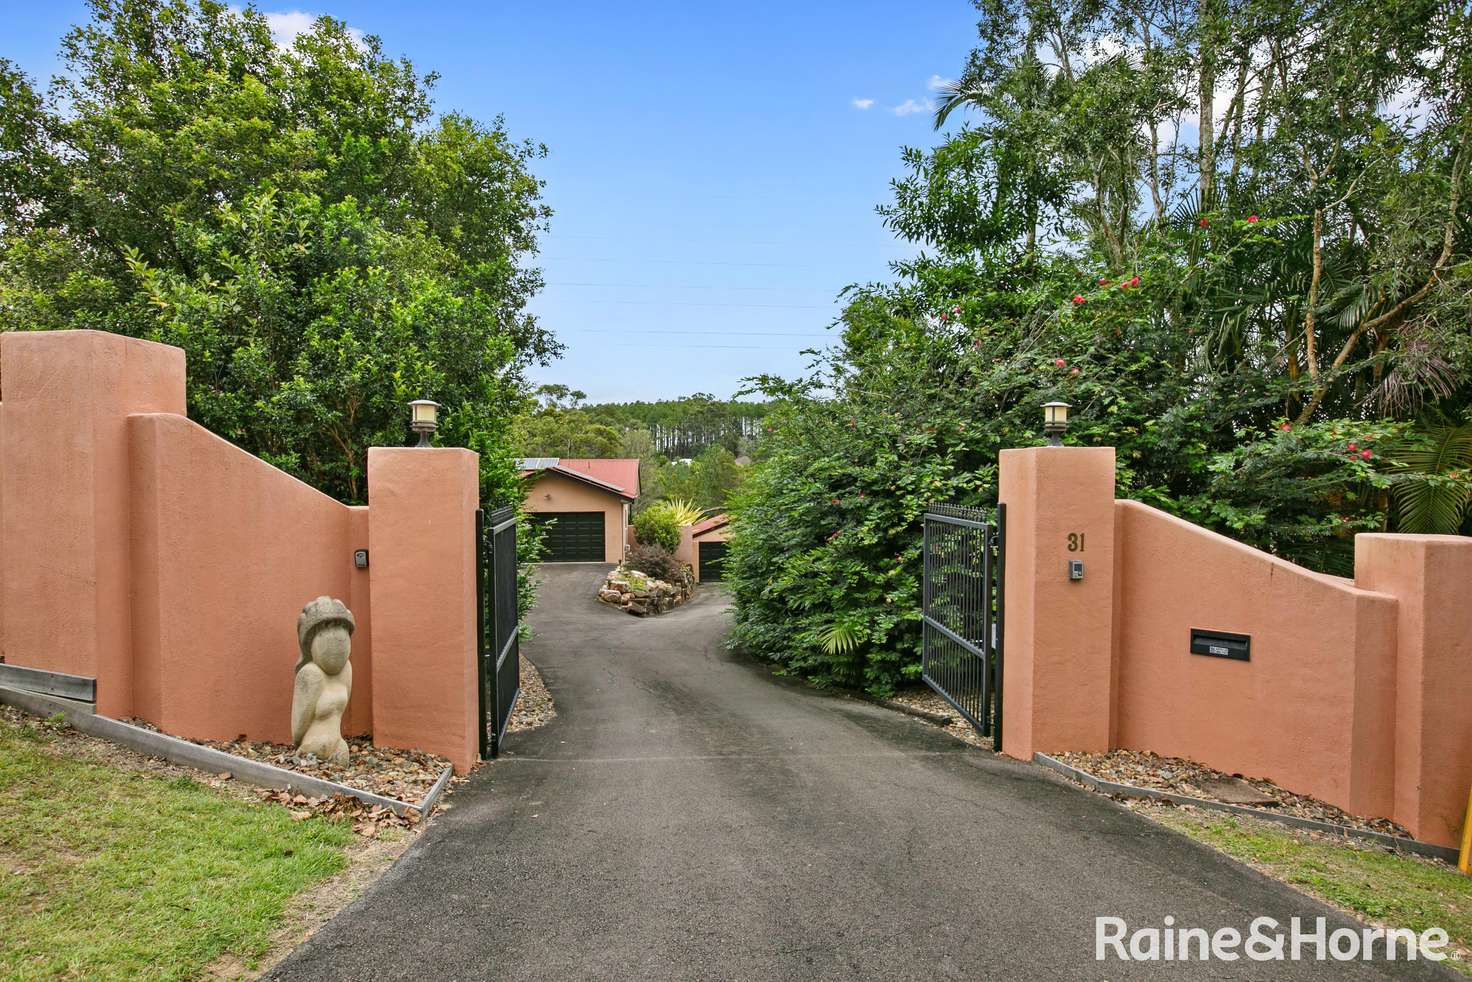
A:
[[291, 596, 355, 763]]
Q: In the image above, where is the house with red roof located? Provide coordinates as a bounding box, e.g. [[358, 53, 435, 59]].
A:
[[517, 458, 640, 563]]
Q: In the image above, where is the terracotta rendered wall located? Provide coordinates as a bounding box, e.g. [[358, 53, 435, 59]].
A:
[[523, 471, 627, 563], [1000, 445, 1472, 847], [368, 447, 481, 772], [675, 525, 696, 573], [1355, 534, 1472, 845], [1112, 501, 1399, 819], [998, 447, 1117, 763], [129, 413, 371, 743], [0, 331, 185, 716]]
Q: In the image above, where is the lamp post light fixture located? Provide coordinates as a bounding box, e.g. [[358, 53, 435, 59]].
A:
[[1042, 401, 1071, 446], [408, 399, 440, 448]]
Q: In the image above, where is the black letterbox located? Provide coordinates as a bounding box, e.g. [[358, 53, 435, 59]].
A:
[[1190, 628, 1250, 662]]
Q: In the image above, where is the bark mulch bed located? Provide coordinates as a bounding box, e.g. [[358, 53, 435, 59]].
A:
[[1052, 748, 1411, 839], [881, 687, 993, 750], [4, 705, 426, 839], [124, 719, 449, 809], [505, 656, 556, 734], [252, 787, 426, 837]]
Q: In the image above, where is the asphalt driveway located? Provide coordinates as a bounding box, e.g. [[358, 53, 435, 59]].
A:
[[268, 564, 1455, 980]]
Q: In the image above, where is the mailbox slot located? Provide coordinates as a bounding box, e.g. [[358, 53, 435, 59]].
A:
[[1190, 628, 1250, 662]]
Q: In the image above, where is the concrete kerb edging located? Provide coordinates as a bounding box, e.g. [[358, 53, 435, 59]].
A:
[[0, 684, 453, 819], [1033, 752, 1460, 865]]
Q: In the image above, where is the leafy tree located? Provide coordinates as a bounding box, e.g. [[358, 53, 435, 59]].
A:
[[0, 0, 556, 507], [587, 394, 769, 458], [642, 445, 745, 512], [514, 407, 624, 458], [727, 0, 1471, 695]]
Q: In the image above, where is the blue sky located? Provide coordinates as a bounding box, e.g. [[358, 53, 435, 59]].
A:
[[4, 1, 978, 402]]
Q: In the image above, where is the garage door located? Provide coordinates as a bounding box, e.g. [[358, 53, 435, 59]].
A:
[[532, 512, 605, 562], [698, 540, 728, 581]]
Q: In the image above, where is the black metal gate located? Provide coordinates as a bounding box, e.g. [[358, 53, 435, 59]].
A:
[[476, 506, 521, 759], [921, 503, 1005, 749]]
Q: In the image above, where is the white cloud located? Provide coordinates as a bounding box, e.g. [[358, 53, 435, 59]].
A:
[[257, 9, 365, 48], [851, 97, 875, 110], [892, 98, 934, 117], [926, 74, 951, 91]]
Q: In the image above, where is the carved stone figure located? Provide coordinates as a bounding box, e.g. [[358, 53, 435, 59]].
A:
[[291, 596, 355, 763]]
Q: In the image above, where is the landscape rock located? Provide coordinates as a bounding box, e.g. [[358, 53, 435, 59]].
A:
[[596, 563, 695, 616]]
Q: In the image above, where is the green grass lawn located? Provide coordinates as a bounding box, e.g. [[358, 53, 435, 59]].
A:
[[0, 712, 353, 981], [1151, 807, 1472, 975]]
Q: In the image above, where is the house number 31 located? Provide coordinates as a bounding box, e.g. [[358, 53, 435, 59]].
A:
[[1067, 532, 1085, 552]]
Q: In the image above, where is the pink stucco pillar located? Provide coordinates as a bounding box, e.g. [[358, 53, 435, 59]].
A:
[[0, 331, 185, 716], [367, 447, 481, 773], [997, 446, 1116, 761], [1355, 534, 1472, 846]]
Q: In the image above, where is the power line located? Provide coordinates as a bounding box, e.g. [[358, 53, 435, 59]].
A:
[[600, 298, 831, 310], [564, 328, 829, 337], [546, 280, 830, 294], [545, 256, 820, 269]]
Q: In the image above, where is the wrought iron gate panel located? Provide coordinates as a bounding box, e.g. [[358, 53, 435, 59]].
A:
[[921, 502, 1005, 749], [477, 505, 521, 759]]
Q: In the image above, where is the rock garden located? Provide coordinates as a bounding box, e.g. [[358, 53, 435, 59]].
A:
[[598, 545, 695, 616]]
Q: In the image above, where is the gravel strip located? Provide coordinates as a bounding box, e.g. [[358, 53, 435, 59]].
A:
[[506, 656, 556, 734], [1052, 748, 1410, 838]]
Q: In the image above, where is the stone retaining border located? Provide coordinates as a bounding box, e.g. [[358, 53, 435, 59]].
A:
[[1033, 751, 1459, 864], [0, 683, 452, 819]]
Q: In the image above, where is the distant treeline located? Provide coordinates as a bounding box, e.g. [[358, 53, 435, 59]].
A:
[[586, 395, 769, 458]]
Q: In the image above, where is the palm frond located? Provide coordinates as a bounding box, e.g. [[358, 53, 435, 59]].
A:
[[1383, 423, 1472, 533], [818, 621, 862, 656], [931, 80, 984, 131]]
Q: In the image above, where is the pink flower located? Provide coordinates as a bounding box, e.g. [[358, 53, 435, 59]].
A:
[[940, 312, 948, 321], [1279, 422, 1292, 432], [1347, 442, 1357, 451], [1361, 449, 1372, 460], [1098, 277, 1110, 286], [1070, 367, 1080, 375], [953, 304, 962, 314], [1054, 358, 1067, 367], [1072, 294, 1085, 305], [1199, 217, 1209, 228], [1247, 215, 1259, 223]]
